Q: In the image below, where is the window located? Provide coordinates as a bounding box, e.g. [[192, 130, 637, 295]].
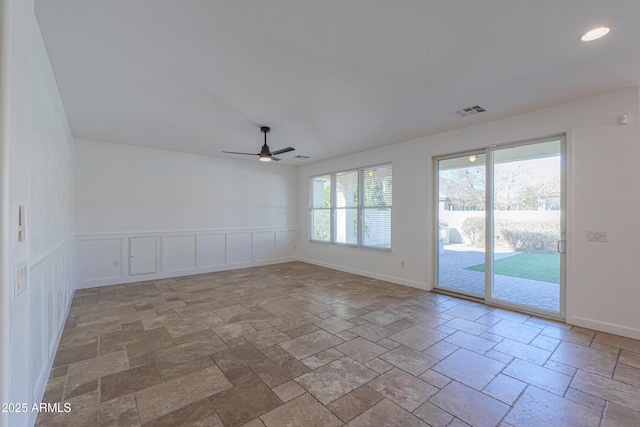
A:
[[335, 170, 358, 245], [361, 164, 392, 249], [309, 163, 392, 250], [310, 175, 331, 242]]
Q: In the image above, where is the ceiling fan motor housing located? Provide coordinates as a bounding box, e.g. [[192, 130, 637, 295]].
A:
[[260, 145, 272, 156], [259, 126, 272, 160], [260, 126, 271, 158]]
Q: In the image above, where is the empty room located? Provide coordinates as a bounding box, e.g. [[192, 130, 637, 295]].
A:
[[2, 1, 640, 426]]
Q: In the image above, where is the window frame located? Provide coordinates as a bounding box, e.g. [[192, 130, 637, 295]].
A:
[[309, 162, 392, 251], [309, 174, 332, 243]]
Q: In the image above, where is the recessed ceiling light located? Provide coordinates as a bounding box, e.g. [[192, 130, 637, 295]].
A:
[[581, 26, 610, 42]]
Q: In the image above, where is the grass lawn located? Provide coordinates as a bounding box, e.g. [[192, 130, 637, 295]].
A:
[[465, 252, 560, 284]]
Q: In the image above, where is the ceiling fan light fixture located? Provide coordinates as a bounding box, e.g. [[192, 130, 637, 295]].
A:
[[259, 152, 272, 161], [581, 26, 610, 42], [259, 141, 272, 161]]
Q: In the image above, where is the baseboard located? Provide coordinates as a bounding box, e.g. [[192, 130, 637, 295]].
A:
[[78, 257, 298, 289], [299, 257, 428, 291], [568, 315, 640, 340]]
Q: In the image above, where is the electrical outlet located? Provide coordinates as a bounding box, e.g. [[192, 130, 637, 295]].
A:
[[586, 231, 607, 242]]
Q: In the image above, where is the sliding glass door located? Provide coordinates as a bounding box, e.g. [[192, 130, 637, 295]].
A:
[[487, 140, 564, 313], [436, 152, 487, 298], [435, 136, 565, 318]]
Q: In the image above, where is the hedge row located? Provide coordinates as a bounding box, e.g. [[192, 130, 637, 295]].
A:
[[460, 216, 560, 253]]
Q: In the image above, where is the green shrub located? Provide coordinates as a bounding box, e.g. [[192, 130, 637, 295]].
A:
[[500, 219, 559, 253], [461, 216, 559, 253], [461, 217, 485, 246]]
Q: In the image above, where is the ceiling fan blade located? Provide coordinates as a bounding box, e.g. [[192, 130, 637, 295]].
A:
[[222, 127, 288, 162], [271, 147, 295, 155], [222, 151, 259, 156]]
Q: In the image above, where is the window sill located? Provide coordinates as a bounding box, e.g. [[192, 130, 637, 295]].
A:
[[308, 240, 393, 255]]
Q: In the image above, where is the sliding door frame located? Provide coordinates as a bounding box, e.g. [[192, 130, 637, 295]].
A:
[[432, 148, 487, 299], [433, 133, 567, 320]]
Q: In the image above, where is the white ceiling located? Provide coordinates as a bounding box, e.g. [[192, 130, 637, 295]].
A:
[[35, 1, 640, 164]]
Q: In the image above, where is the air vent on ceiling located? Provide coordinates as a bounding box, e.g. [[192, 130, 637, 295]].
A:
[[454, 105, 487, 118], [294, 155, 310, 160]]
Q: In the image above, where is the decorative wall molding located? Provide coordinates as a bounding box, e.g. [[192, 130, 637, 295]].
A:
[[75, 227, 298, 289], [28, 238, 75, 426]]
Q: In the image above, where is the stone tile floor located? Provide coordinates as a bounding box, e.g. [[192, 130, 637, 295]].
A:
[[37, 262, 640, 426]]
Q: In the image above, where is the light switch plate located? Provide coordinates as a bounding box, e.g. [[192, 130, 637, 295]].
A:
[[586, 231, 607, 242], [18, 205, 27, 242], [14, 259, 28, 299]]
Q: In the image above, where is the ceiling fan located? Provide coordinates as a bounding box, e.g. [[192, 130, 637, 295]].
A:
[[223, 126, 294, 162]]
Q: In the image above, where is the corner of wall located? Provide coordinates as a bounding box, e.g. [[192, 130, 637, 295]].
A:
[[0, 0, 13, 423], [1, 0, 77, 424]]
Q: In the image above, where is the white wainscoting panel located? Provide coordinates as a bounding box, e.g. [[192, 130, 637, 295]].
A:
[[75, 227, 297, 289], [164, 235, 197, 272], [253, 231, 276, 261], [47, 261, 59, 358], [227, 232, 253, 265], [277, 229, 297, 258], [198, 234, 226, 268], [26, 238, 75, 426], [129, 236, 160, 275], [29, 272, 46, 408], [79, 238, 122, 282]]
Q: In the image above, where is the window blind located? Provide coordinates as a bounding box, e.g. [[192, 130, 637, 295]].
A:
[[309, 163, 391, 250], [361, 164, 392, 249]]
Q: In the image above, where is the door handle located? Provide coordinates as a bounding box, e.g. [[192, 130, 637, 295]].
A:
[[557, 240, 566, 254]]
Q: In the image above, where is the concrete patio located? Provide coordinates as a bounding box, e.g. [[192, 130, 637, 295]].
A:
[[437, 244, 560, 313]]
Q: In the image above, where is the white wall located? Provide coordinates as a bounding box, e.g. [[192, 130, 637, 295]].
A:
[[74, 139, 299, 288], [1, 0, 75, 425], [298, 88, 640, 339], [299, 142, 431, 290]]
